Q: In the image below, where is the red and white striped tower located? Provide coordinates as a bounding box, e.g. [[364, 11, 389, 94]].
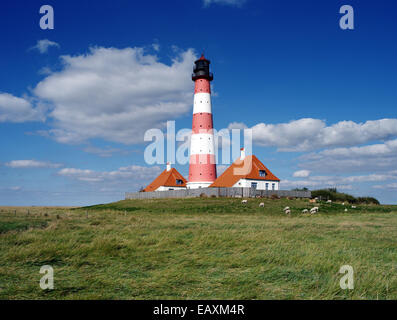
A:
[[187, 54, 217, 189]]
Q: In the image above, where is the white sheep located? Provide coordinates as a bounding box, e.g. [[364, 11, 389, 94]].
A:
[[259, 202, 265, 207], [351, 205, 357, 209], [302, 209, 309, 214], [283, 206, 290, 211], [241, 199, 248, 204], [310, 207, 318, 214], [285, 209, 291, 215], [327, 200, 332, 203], [342, 202, 345, 206], [345, 208, 348, 212]]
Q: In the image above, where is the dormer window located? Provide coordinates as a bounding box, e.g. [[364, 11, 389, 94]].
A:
[[176, 179, 183, 185], [259, 170, 266, 177]]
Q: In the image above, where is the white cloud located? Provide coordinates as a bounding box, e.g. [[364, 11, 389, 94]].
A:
[[38, 66, 53, 75], [31, 39, 60, 54], [5, 160, 63, 169], [203, 0, 247, 7], [337, 185, 353, 190], [9, 186, 22, 191], [82, 145, 130, 157], [373, 183, 397, 189], [0, 93, 45, 123], [249, 118, 397, 152], [293, 170, 310, 178], [299, 139, 397, 173], [228, 122, 248, 130], [316, 139, 397, 158], [34, 46, 196, 144], [282, 171, 397, 190], [58, 165, 161, 183]]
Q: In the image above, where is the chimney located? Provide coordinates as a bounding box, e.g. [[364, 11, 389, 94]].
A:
[[240, 148, 245, 160], [166, 162, 171, 172]]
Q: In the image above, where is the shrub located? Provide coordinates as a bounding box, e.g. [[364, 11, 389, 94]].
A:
[[311, 189, 379, 205], [357, 197, 380, 205]]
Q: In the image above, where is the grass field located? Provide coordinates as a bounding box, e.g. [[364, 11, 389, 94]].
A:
[[0, 198, 396, 300]]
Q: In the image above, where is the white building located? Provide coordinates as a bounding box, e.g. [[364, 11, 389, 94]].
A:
[[143, 163, 187, 192], [210, 148, 280, 190]]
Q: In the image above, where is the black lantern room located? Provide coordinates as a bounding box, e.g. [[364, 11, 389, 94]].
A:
[[192, 54, 214, 81]]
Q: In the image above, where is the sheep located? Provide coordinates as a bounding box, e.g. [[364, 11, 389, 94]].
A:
[[327, 200, 332, 203], [241, 199, 248, 204], [310, 207, 319, 214], [283, 206, 290, 211], [342, 202, 345, 206], [302, 209, 309, 214], [285, 209, 291, 215], [345, 208, 348, 212], [351, 205, 357, 209], [259, 202, 265, 207]]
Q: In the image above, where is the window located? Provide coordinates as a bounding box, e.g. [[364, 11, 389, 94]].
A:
[[259, 170, 266, 177], [272, 183, 275, 190], [251, 182, 258, 189], [176, 179, 183, 185], [265, 183, 269, 190]]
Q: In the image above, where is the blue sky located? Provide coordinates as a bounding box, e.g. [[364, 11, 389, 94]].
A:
[[1, 0, 397, 205]]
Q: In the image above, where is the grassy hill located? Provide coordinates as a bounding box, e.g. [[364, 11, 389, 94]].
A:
[[0, 198, 396, 299]]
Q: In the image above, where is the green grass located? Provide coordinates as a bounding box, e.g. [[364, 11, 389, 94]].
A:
[[0, 220, 48, 234], [0, 198, 396, 300]]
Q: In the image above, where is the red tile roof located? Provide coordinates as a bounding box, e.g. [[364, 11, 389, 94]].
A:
[[143, 168, 187, 192], [210, 155, 280, 187]]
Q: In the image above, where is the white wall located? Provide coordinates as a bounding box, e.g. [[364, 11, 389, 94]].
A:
[[232, 179, 279, 190], [186, 181, 213, 189], [156, 186, 187, 191]]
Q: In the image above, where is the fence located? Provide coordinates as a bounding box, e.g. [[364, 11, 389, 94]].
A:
[[125, 188, 311, 200]]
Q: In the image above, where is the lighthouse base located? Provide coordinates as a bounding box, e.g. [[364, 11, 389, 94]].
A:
[[187, 181, 213, 189]]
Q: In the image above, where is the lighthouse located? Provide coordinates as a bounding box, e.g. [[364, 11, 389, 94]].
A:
[[187, 54, 217, 189]]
